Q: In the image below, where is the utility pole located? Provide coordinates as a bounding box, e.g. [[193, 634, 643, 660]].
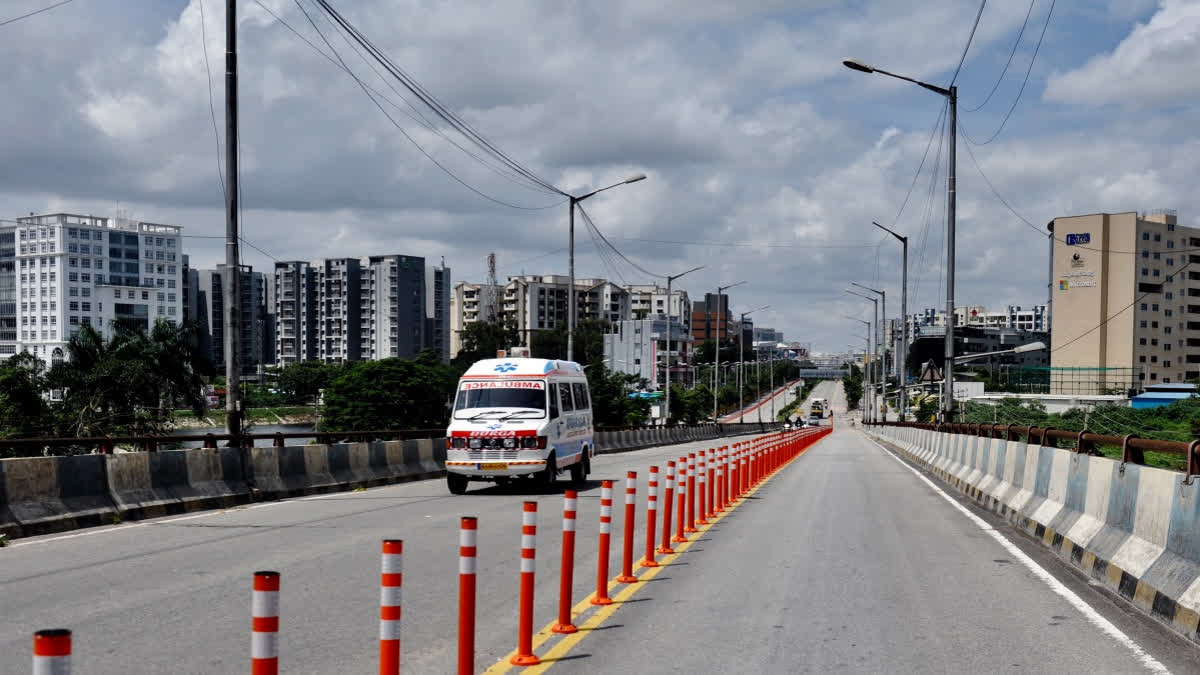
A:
[[662, 266, 703, 427], [224, 0, 242, 439], [944, 85, 958, 423], [712, 281, 746, 420]]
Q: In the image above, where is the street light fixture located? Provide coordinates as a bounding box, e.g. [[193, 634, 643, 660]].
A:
[[566, 173, 647, 362], [850, 282, 886, 414], [712, 280, 746, 420], [845, 317, 871, 423], [737, 305, 770, 422], [873, 221, 908, 420], [661, 265, 704, 426], [845, 57, 956, 422]]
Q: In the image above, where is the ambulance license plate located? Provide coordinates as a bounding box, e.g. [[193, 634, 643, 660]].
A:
[[480, 462, 508, 471]]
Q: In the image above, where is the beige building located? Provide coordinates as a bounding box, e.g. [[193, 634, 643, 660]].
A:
[[450, 275, 640, 357], [1049, 210, 1193, 393]]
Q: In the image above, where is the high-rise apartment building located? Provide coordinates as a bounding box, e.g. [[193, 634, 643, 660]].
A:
[[0, 213, 183, 361], [191, 264, 272, 373], [690, 293, 734, 342], [273, 255, 448, 365], [1050, 210, 1194, 392], [449, 275, 638, 358], [602, 317, 694, 389]]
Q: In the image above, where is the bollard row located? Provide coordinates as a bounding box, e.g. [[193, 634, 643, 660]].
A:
[[30, 427, 829, 673]]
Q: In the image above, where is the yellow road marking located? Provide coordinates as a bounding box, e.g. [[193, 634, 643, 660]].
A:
[[483, 431, 829, 674]]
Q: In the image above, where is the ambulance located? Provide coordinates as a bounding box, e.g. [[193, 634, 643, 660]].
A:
[[444, 357, 594, 494]]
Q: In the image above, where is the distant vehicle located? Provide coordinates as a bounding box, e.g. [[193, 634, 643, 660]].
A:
[[783, 422, 792, 430], [444, 358, 593, 495], [808, 398, 827, 425]]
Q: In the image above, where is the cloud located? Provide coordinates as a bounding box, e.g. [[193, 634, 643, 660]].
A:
[[1045, 0, 1200, 105], [0, 0, 1191, 352]]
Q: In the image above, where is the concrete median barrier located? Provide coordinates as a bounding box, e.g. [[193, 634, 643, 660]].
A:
[[181, 446, 251, 510], [106, 452, 185, 521], [4, 455, 116, 536], [0, 460, 20, 540], [867, 424, 1200, 645]]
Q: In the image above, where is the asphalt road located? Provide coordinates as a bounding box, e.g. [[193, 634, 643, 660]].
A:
[[723, 377, 808, 424], [542, 422, 1200, 673], [0, 431, 774, 674], [4, 397, 1198, 673]]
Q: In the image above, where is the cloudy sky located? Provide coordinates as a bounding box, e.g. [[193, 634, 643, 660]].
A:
[[2, 0, 1197, 353]]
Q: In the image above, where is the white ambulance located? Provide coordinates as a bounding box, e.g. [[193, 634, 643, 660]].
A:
[[444, 357, 594, 494]]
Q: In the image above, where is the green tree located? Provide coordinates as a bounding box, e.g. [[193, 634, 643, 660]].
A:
[[275, 361, 346, 404], [529, 319, 608, 365], [48, 320, 210, 437], [842, 363, 863, 411], [453, 320, 518, 368], [0, 352, 52, 445], [320, 356, 456, 432]]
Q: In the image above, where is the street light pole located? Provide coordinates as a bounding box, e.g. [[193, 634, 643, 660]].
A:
[[845, 291, 878, 420], [873, 221, 908, 420], [711, 280, 746, 420], [850, 283, 885, 418], [844, 58, 956, 420], [565, 173, 646, 362], [737, 305, 770, 422], [662, 265, 704, 426], [224, 0, 242, 439]]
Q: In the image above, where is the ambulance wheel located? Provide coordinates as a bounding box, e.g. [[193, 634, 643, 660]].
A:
[[570, 453, 588, 484], [447, 473, 469, 495], [539, 453, 557, 488]]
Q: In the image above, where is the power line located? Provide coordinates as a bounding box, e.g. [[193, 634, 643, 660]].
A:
[[614, 236, 885, 250], [964, 0, 1037, 112], [576, 205, 662, 280], [950, 0, 988, 86], [286, 0, 565, 211], [961, 0, 1056, 145], [0, 0, 75, 28], [196, 0, 226, 202]]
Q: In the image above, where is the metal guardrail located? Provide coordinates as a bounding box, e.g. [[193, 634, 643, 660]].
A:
[[869, 421, 1200, 480]]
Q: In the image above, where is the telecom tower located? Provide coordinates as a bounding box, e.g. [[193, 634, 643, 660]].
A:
[[484, 252, 499, 324]]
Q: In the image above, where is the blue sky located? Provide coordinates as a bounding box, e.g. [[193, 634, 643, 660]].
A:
[[0, 0, 1195, 352]]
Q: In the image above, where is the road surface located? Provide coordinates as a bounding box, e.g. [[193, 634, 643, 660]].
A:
[[3, 392, 1197, 673], [722, 378, 804, 424]]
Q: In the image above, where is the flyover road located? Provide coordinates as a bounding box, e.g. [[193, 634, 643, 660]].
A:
[[1, 432, 781, 674], [722, 378, 808, 424], [540, 425, 1200, 674], [5, 426, 1199, 673]]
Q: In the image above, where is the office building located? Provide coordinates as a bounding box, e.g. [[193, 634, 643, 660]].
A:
[[602, 316, 694, 389], [1049, 209, 1196, 392], [273, 254, 448, 365], [690, 293, 735, 342], [627, 284, 691, 326], [754, 326, 783, 343], [1, 213, 183, 361]]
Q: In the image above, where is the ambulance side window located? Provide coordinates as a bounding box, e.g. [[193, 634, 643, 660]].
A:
[[559, 383, 575, 413], [548, 384, 559, 419], [571, 383, 589, 410]]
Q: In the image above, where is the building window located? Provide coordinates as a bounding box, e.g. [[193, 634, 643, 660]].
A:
[[1166, 309, 1173, 317], [69, 287, 78, 297], [1151, 372, 1158, 380], [69, 257, 78, 267], [1165, 327, 1172, 335], [1140, 320, 1147, 328], [1169, 223, 1176, 232], [142, 291, 149, 300], [145, 263, 154, 273], [1151, 339, 1158, 346], [81, 302, 90, 312], [1142, 268, 1149, 276], [156, 292, 165, 302], [168, 265, 176, 274], [1167, 292, 1174, 300], [1167, 258, 1174, 266], [1152, 321, 1158, 328], [155, 237, 164, 246], [167, 239, 175, 248], [1153, 252, 1161, 259], [1143, 232, 1150, 240], [1153, 269, 1161, 277], [168, 279, 176, 289], [1142, 250, 1149, 258], [1140, 303, 1148, 310], [1139, 338, 1147, 345], [1139, 355, 1146, 363], [144, 236, 154, 245], [81, 288, 90, 297], [1168, 240, 1175, 249], [1154, 234, 1161, 241], [168, 306, 176, 316]]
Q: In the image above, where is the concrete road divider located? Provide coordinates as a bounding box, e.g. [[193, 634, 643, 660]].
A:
[[5, 455, 115, 536], [866, 423, 1200, 646], [1, 460, 21, 540]]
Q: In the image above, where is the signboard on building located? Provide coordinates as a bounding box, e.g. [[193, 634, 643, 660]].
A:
[[1064, 233, 1091, 246]]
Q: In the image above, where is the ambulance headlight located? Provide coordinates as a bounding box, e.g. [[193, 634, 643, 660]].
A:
[[503, 438, 517, 448], [468, 438, 483, 449]]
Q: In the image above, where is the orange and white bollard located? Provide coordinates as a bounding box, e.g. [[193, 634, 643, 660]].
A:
[[592, 480, 615, 606], [552, 490, 579, 634], [379, 540, 403, 675], [729, 446, 739, 504], [641, 466, 659, 567], [33, 629, 71, 675], [696, 451, 708, 525], [252, 571, 280, 675], [511, 502, 540, 666], [458, 517, 478, 675], [685, 453, 698, 533], [616, 471, 638, 583], [658, 461, 676, 554], [741, 446, 750, 495], [672, 457, 688, 543], [700, 449, 710, 516]]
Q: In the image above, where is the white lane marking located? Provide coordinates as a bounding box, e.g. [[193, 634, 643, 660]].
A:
[[862, 434, 1172, 675], [7, 500, 295, 548]]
